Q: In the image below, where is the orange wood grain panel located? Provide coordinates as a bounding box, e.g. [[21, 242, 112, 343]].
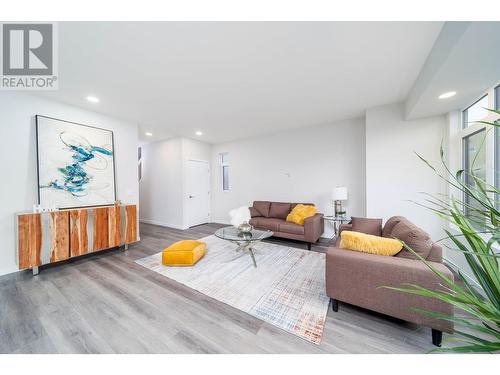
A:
[[49, 211, 70, 263], [93, 207, 109, 251], [124, 205, 137, 244], [108, 205, 121, 247], [70, 210, 89, 257], [18, 214, 42, 269], [18, 205, 137, 271]]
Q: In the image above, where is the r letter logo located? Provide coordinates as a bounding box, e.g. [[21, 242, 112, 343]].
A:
[[1, 23, 58, 90]]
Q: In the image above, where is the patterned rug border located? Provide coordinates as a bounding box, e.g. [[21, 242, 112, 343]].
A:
[[135, 235, 329, 345]]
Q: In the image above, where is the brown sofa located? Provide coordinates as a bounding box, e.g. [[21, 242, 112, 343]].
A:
[[249, 201, 324, 249], [326, 216, 454, 347]]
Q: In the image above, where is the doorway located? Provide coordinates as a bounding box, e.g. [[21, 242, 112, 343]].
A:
[[186, 160, 210, 227]]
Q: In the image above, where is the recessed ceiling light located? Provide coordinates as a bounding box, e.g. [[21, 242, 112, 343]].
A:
[[145, 132, 153, 137], [86, 95, 99, 103], [438, 91, 456, 99], [195, 131, 203, 136]]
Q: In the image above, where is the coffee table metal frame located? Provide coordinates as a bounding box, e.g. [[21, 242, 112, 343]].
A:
[[214, 227, 273, 268]]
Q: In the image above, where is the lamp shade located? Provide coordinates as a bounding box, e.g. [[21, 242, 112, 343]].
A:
[[332, 186, 348, 201]]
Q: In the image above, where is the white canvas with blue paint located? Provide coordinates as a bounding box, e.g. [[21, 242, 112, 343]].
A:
[[36, 116, 116, 208]]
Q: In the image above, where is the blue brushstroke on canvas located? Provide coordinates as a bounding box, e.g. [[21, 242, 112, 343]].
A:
[[42, 132, 113, 197]]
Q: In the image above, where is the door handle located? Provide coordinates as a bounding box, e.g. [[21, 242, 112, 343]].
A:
[[189, 195, 195, 198]]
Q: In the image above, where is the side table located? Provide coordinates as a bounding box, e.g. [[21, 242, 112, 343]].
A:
[[323, 215, 352, 241]]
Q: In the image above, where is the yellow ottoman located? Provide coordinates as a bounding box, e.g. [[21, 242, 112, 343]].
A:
[[161, 240, 206, 266]]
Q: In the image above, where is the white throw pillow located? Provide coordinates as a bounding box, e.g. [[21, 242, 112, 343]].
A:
[[229, 206, 251, 228]]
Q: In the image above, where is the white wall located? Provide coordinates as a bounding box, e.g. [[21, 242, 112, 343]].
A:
[[365, 103, 447, 241], [182, 138, 212, 162], [0, 92, 139, 277], [139, 138, 184, 228], [210, 118, 366, 237], [139, 137, 211, 229]]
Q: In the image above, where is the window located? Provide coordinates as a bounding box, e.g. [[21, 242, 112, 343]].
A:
[[496, 85, 500, 201], [463, 94, 489, 128], [220, 152, 229, 191], [459, 84, 500, 221], [138, 147, 143, 182], [463, 129, 486, 219]]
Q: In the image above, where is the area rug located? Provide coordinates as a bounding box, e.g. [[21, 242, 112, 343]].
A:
[[135, 235, 330, 345]]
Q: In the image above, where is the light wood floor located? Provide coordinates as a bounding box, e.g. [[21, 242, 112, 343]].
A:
[[0, 222, 440, 354]]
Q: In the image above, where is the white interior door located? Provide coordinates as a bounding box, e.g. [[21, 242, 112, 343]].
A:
[[186, 160, 210, 227]]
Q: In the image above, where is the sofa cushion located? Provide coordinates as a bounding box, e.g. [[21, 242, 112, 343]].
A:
[[249, 217, 282, 232], [253, 201, 271, 217], [291, 202, 314, 210], [339, 230, 403, 256], [286, 204, 317, 225], [391, 219, 433, 260], [269, 202, 292, 219], [278, 221, 305, 235], [249, 206, 262, 218], [382, 216, 405, 238], [351, 217, 383, 236]]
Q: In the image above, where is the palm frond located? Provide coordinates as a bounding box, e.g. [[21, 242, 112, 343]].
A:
[[385, 115, 500, 353]]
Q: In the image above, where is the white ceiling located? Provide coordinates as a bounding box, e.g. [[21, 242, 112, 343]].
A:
[[405, 22, 500, 119], [37, 22, 443, 144]]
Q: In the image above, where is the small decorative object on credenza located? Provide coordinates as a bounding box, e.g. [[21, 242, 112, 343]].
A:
[[332, 186, 348, 217], [33, 204, 59, 213]]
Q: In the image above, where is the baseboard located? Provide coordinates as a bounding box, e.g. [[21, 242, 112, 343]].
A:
[[139, 219, 188, 230], [212, 218, 230, 225], [0, 266, 20, 278]]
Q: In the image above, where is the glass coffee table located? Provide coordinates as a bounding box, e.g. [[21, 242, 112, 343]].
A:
[[214, 227, 273, 268]]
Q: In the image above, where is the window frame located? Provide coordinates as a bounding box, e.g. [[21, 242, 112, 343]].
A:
[[220, 152, 230, 192], [495, 85, 499, 203], [462, 94, 489, 129], [462, 128, 487, 217], [459, 84, 499, 215]]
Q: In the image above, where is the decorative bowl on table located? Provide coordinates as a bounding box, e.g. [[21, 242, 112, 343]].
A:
[[237, 221, 252, 234]]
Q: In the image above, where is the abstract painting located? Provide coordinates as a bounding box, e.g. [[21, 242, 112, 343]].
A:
[[36, 115, 116, 209]]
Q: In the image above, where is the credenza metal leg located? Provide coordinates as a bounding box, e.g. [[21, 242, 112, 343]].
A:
[[124, 243, 129, 251], [32, 266, 39, 276]]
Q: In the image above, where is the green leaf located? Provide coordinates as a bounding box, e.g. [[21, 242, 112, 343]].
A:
[[385, 111, 500, 353]]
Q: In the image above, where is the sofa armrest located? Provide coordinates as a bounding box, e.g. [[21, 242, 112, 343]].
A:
[[333, 223, 353, 246], [249, 206, 260, 218], [338, 223, 352, 235], [326, 247, 454, 332], [304, 213, 324, 243]]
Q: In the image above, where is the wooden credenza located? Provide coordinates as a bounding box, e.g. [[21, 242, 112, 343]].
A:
[[17, 204, 138, 273]]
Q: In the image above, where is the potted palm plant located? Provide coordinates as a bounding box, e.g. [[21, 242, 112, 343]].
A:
[[386, 109, 500, 353]]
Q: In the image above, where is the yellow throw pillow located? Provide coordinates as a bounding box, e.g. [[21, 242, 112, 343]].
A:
[[339, 230, 403, 256], [286, 204, 317, 226]]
